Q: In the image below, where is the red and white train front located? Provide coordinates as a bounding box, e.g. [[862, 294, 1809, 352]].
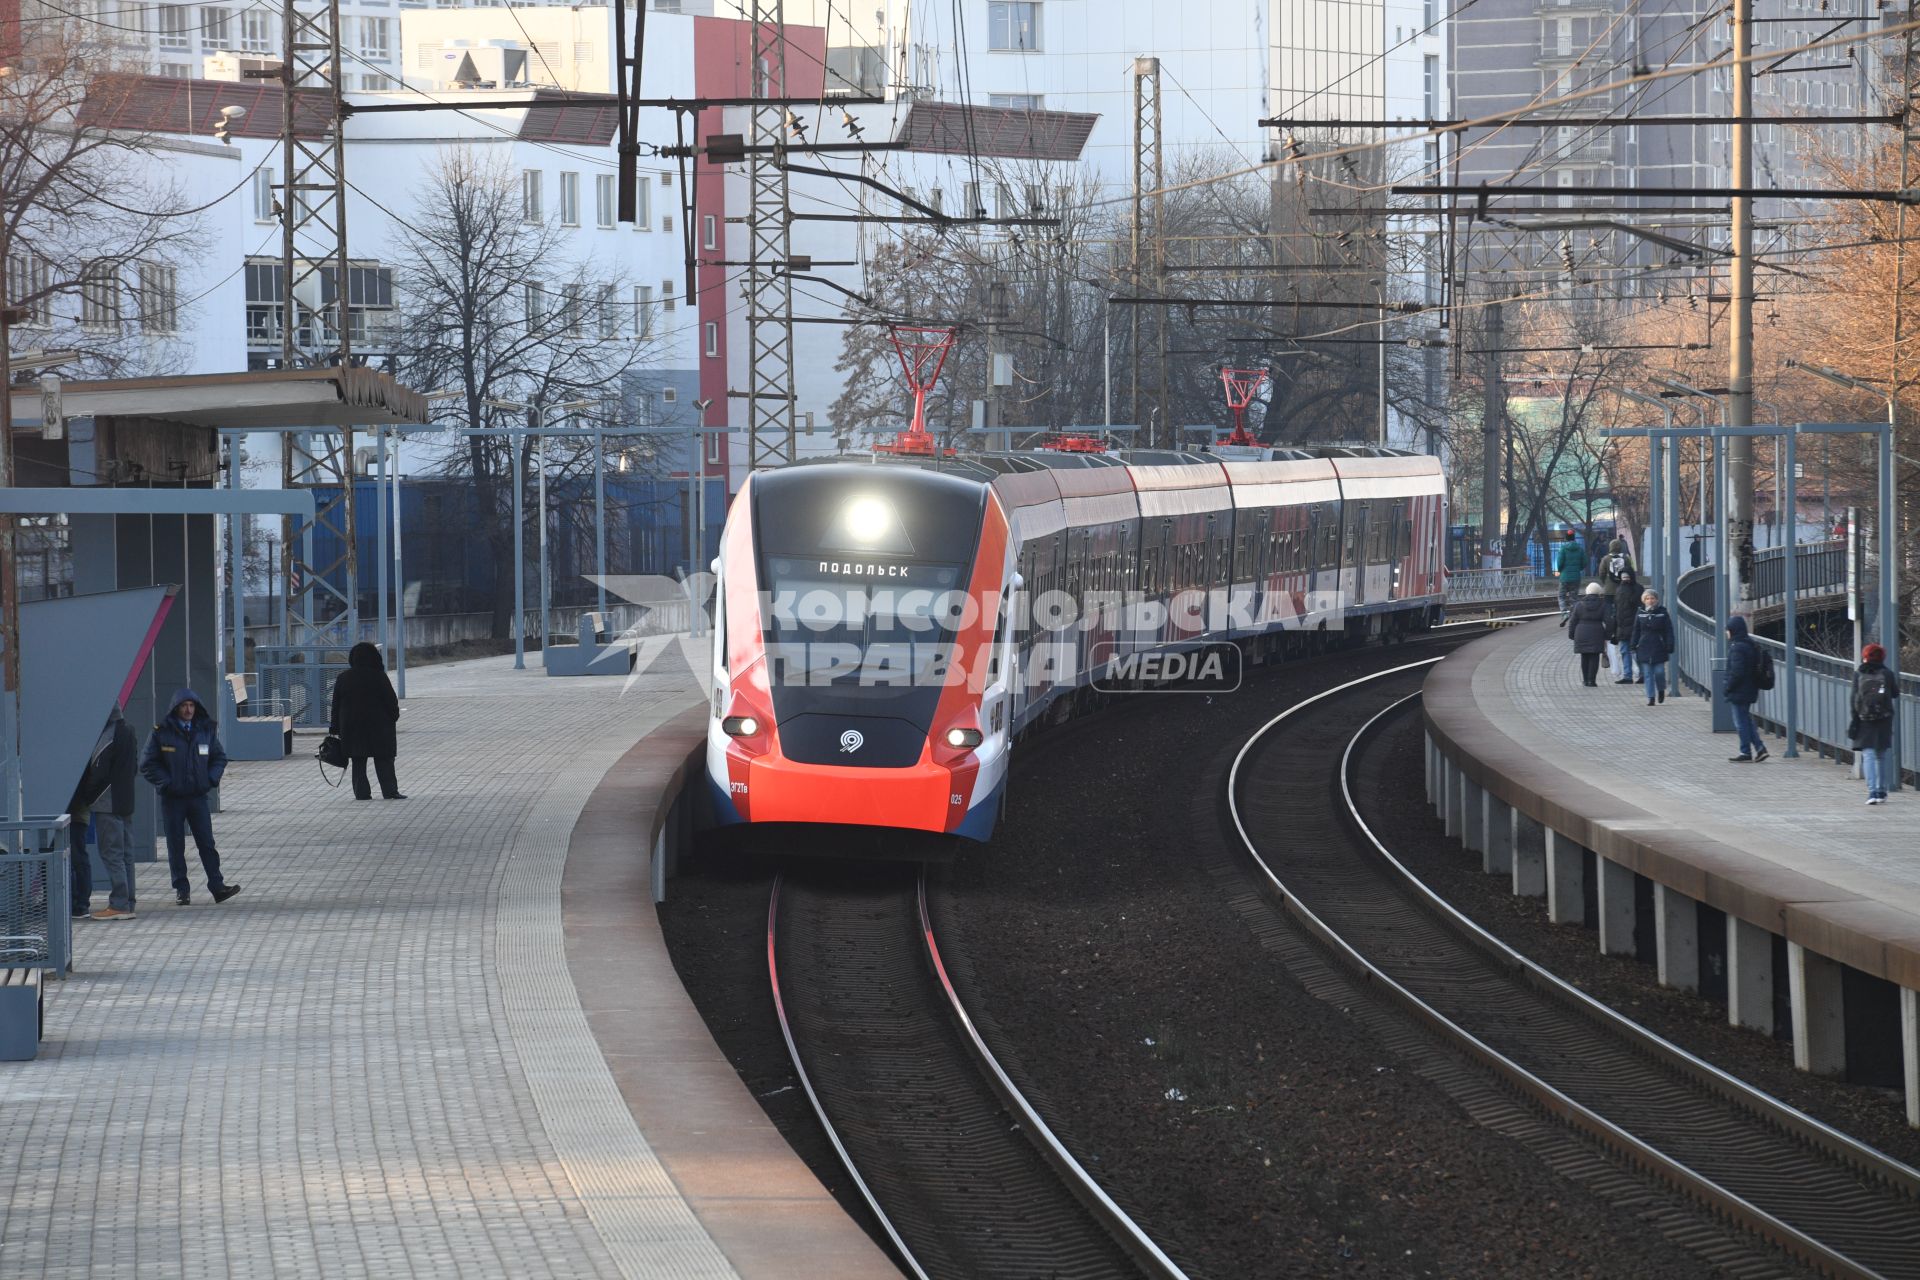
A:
[[705, 464, 1015, 856]]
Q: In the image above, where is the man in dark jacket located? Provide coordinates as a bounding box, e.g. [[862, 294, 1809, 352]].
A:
[[1568, 582, 1610, 686], [330, 642, 405, 801], [1607, 561, 1641, 683], [1723, 616, 1769, 763], [140, 689, 241, 906], [89, 705, 141, 920], [1851, 643, 1897, 804], [1554, 531, 1588, 617], [1629, 590, 1675, 706]]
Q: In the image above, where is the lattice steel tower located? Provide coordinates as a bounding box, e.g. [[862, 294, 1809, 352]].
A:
[[1130, 57, 1168, 447], [744, 1, 798, 470]]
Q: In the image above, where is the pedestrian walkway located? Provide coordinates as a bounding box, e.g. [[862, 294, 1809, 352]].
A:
[[1500, 624, 1920, 911], [0, 646, 885, 1278]]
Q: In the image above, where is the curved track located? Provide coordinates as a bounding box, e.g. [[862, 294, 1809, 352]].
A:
[[768, 867, 1184, 1280], [1227, 661, 1920, 1280]]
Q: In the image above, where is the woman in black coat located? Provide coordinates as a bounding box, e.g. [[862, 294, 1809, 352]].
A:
[[1568, 583, 1610, 687], [330, 642, 405, 800]]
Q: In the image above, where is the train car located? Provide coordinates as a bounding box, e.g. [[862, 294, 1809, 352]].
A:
[[704, 446, 1445, 856]]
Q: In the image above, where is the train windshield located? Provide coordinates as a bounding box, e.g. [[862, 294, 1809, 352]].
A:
[[762, 557, 967, 687]]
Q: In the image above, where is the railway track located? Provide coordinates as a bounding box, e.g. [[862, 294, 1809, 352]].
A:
[[1229, 661, 1920, 1280], [768, 867, 1185, 1280]]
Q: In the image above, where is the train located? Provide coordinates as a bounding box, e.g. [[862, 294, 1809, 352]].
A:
[[704, 444, 1447, 856]]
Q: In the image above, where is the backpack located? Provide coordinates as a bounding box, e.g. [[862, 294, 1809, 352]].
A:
[[1754, 646, 1776, 692], [1605, 552, 1628, 583], [1858, 668, 1896, 721], [75, 724, 115, 809]]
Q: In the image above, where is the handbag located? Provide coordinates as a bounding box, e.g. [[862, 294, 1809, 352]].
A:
[[317, 734, 349, 787]]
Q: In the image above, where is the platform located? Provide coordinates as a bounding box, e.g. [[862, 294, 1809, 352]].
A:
[[0, 649, 897, 1278], [1423, 621, 1920, 1124]]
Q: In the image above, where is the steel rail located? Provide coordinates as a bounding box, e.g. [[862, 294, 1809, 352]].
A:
[[766, 876, 931, 1280], [1225, 661, 1907, 1280], [915, 874, 1190, 1280]]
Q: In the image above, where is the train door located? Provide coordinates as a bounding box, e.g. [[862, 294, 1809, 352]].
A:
[[1344, 501, 1369, 610]]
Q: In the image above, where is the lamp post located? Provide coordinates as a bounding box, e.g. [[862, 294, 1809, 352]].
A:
[[1658, 378, 1734, 729], [1616, 388, 1675, 599], [483, 397, 596, 669]]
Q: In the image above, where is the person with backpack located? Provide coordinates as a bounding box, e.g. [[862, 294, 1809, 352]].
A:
[[1723, 616, 1770, 763], [1607, 561, 1641, 683], [1554, 530, 1588, 617], [1850, 643, 1897, 805], [1629, 589, 1675, 706]]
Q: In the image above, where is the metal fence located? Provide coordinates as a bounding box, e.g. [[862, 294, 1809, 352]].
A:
[[0, 817, 72, 975], [1672, 548, 1916, 783], [1445, 565, 1559, 606]]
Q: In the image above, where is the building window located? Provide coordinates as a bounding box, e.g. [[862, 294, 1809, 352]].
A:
[[524, 281, 545, 328], [138, 263, 179, 334], [963, 181, 983, 218], [597, 284, 619, 338], [662, 281, 676, 312], [6, 255, 51, 326], [199, 5, 229, 46], [994, 183, 1013, 219], [244, 260, 283, 342], [79, 261, 119, 330], [159, 62, 193, 78], [988, 2, 1040, 51], [702, 214, 717, 250], [708, 431, 721, 464], [928, 187, 943, 213], [252, 167, 277, 221], [238, 8, 272, 53], [989, 92, 1042, 110], [360, 73, 386, 90], [633, 176, 652, 229], [1423, 0, 1435, 27], [522, 170, 542, 222], [595, 174, 616, 228], [356, 16, 389, 59], [1025, 183, 1044, 214], [322, 264, 394, 343], [157, 6, 190, 48], [703, 321, 718, 357], [634, 284, 654, 337], [1424, 55, 1438, 116], [559, 284, 584, 336], [662, 386, 677, 403], [558, 171, 579, 226]]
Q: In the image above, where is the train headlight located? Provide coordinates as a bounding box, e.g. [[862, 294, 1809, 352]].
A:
[[845, 496, 892, 543], [723, 715, 760, 738], [944, 727, 983, 750]]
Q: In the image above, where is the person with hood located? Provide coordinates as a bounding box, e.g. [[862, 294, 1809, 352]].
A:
[[1607, 560, 1642, 683], [330, 642, 405, 801], [1629, 589, 1675, 707], [1554, 530, 1588, 616], [1723, 616, 1769, 763], [85, 705, 141, 920], [140, 689, 241, 906], [1598, 535, 1635, 603], [1568, 582, 1610, 686], [1849, 643, 1898, 805]]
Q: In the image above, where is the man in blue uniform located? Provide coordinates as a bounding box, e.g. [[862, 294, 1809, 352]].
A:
[[140, 689, 242, 906]]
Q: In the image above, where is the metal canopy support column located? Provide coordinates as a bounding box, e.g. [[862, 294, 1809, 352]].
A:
[[1130, 57, 1166, 447], [279, 0, 357, 649], [745, 1, 796, 471]]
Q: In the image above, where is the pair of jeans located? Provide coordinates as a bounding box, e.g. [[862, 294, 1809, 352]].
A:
[[1641, 661, 1668, 702], [68, 816, 92, 915], [1863, 745, 1890, 797], [95, 812, 135, 912], [1614, 642, 1635, 679], [1579, 652, 1602, 684], [1730, 701, 1764, 757], [350, 755, 401, 800], [160, 794, 226, 897]]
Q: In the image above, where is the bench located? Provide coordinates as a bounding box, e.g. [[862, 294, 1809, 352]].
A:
[[224, 673, 293, 760], [544, 612, 636, 678], [0, 967, 43, 1061]]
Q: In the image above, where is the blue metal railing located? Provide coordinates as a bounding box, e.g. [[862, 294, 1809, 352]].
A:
[[1673, 545, 1915, 782], [0, 817, 73, 975]]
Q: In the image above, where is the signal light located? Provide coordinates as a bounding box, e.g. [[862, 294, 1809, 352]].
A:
[[722, 716, 759, 738], [944, 727, 982, 750]]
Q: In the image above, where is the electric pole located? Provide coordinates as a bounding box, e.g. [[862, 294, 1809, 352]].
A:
[[744, 0, 798, 470], [1726, 0, 1756, 602], [1131, 57, 1167, 445], [278, 0, 358, 646], [1482, 301, 1503, 568]]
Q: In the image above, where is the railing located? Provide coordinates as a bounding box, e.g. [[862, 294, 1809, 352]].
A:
[[1446, 565, 1559, 606], [1672, 546, 1916, 783], [0, 817, 73, 976]]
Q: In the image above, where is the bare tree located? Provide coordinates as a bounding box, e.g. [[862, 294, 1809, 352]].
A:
[[388, 147, 659, 637]]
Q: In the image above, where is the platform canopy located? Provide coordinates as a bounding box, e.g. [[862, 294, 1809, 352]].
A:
[[8, 366, 430, 432]]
